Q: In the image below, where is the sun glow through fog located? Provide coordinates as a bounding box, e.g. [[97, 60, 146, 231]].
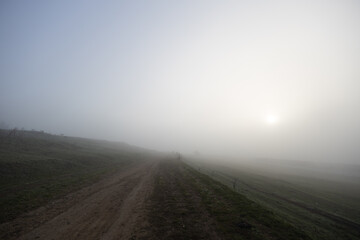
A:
[[266, 115, 279, 125]]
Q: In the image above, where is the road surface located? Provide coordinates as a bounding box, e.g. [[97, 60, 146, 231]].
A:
[[1, 159, 159, 240]]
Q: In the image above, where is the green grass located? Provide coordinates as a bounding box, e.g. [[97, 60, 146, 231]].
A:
[[150, 159, 310, 240], [183, 164, 310, 240], [0, 129, 145, 223], [187, 159, 360, 240]]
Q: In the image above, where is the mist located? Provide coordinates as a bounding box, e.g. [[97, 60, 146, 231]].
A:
[[1, 0, 360, 164]]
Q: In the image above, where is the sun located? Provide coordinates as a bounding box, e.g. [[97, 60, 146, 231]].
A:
[[265, 114, 279, 125]]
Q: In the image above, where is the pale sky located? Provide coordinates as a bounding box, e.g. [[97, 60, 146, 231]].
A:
[[1, 0, 360, 163]]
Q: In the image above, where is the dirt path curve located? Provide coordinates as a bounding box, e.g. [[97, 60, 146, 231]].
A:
[[1, 159, 159, 240]]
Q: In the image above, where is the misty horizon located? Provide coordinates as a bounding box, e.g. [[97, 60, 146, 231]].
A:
[[1, 0, 360, 163]]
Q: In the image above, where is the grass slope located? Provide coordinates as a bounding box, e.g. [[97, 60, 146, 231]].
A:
[[0, 129, 146, 223], [150, 159, 310, 240], [188, 159, 360, 240]]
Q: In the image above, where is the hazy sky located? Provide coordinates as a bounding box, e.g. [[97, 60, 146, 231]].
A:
[[1, 0, 360, 163]]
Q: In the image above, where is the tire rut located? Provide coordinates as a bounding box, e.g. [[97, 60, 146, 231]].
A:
[[1, 160, 159, 240]]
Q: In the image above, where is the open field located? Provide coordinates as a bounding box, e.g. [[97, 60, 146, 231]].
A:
[[0, 130, 310, 239], [186, 158, 360, 240]]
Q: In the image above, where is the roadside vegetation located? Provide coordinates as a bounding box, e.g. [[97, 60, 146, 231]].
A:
[[0, 129, 146, 223], [2, 128, 357, 239], [187, 159, 360, 240], [150, 159, 310, 240]]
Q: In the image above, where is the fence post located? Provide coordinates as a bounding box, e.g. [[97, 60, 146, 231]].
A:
[[233, 178, 238, 190]]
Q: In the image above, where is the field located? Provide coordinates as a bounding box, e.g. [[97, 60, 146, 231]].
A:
[[150, 159, 310, 240], [186, 158, 360, 240], [0, 129, 148, 224], [0, 129, 312, 239]]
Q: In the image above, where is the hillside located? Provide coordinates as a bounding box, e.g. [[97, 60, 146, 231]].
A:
[[0, 130, 310, 239], [187, 158, 360, 240], [0, 129, 149, 223]]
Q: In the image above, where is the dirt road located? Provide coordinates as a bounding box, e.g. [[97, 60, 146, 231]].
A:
[[1, 159, 311, 240], [1, 159, 159, 240]]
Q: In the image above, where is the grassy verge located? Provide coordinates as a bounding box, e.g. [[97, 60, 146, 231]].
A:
[[149, 159, 310, 240], [183, 163, 310, 240], [0, 130, 144, 223], [188, 160, 360, 240]]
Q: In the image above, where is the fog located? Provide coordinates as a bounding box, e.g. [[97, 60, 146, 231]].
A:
[[1, 0, 360, 164]]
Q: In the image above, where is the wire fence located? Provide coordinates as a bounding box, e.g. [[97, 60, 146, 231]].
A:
[[184, 160, 241, 191]]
